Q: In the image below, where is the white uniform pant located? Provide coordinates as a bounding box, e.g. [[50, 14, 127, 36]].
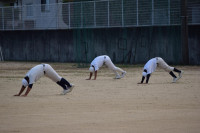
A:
[[44, 64, 62, 82], [104, 56, 124, 75], [157, 57, 174, 72]]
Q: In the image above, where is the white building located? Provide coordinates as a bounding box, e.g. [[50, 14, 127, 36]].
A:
[[1, 0, 68, 30]]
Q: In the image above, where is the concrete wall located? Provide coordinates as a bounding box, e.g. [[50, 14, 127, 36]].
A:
[[0, 26, 199, 64]]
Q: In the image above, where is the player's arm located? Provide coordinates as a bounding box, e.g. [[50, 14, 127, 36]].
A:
[[14, 86, 26, 96], [141, 76, 145, 83], [138, 76, 145, 84], [146, 74, 151, 83], [93, 71, 97, 80], [86, 72, 93, 80], [21, 84, 33, 96]]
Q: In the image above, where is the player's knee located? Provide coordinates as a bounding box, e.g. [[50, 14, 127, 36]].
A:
[[165, 67, 174, 72]]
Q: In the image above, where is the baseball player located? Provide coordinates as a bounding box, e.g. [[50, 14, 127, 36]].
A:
[[138, 57, 183, 84], [87, 55, 126, 80], [14, 64, 74, 96]]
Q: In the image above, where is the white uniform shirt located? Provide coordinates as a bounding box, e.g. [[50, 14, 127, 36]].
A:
[[144, 58, 157, 74], [25, 64, 44, 84], [91, 55, 106, 71]]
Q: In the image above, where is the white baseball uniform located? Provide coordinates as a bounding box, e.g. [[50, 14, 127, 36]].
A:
[[144, 57, 174, 75], [156, 57, 174, 72], [25, 64, 61, 85], [91, 55, 125, 75], [144, 58, 157, 75]]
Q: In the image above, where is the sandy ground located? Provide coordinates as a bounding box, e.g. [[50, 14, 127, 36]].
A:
[[0, 62, 200, 133]]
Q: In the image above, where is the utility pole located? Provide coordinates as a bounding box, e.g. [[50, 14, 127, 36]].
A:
[[181, 0, 189, 65]]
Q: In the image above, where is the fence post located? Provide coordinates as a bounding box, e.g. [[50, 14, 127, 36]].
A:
[[136, 0, 138, 26], [81, 2, 83, 28], [181, 0, 189, 64], [108, 0, 110, 27], [22, 6, 25, 30], [56, 3, 58, 29], [2, 8, 4, 30], [122, 0, 124, 27], [168, 0, 170, 25], [94, 1, 96, 27], [152, 0, 154, 25], [12, 7, 14, 30], [68, 3, 70, 28]]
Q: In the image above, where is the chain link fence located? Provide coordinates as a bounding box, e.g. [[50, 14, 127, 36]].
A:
[[0, 0, 199, 30]]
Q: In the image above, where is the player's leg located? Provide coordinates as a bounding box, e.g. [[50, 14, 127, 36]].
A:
[[146, 74, 151, 83], [114, 67, 126, 78], [59, 78, 72, 88], [44, 64, 73, 94], [114, 67, 125, 74], [173, 68, 183, 80], [174, 68, 181, 73], [105, 57, 126, 78], [174, 68, 183, 76], [159, 60, 183, 82], [169, 71, 177, 78], [56, 80, 67, 89], [44, 64, 67, 88], [44, 64, 62, 82], [157, 58, 174, 72], [104, 57, 120, 78], [157, 58, 179, 82], [58, 78, 74, 94]]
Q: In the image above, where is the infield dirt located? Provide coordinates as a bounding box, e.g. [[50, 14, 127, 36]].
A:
[[0, 62, 200, 133]]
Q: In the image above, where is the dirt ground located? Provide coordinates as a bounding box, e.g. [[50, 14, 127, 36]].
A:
[[0, 62, 200, 133]]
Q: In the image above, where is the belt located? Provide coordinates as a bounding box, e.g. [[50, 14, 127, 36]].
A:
[[156, 57, 159, 64], [24, 76, 29, 83], [103, 56, 106, 63], [42, 64, 46, 74]]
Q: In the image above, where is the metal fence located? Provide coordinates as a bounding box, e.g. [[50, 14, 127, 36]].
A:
[[0, 0, 199, 30]]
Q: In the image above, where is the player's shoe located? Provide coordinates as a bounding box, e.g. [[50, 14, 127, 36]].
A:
[[172, 77, 178, 83], [61, 89, 71, 95], [179, 71, 184, 79], [115, 74, 121, 79], [61, 84, 74, 95], [68, 84, 75, 92], [121, 71, 127, 78]]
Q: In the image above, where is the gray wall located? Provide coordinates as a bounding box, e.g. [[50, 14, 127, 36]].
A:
[[188, 25, 200, 65], [0, 26, 199, 65]]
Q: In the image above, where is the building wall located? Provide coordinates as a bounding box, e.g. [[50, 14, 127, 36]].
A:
[[20, 0, 61, 29], [21, 0, 57, 5], [0, 26, 199, 64]]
